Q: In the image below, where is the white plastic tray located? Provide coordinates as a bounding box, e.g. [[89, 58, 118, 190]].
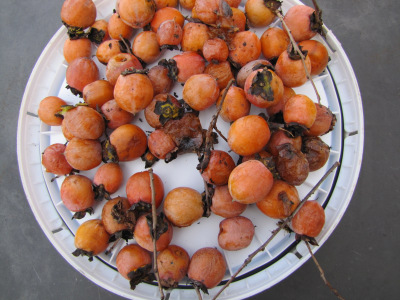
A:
[[17, 0, 363, 299]]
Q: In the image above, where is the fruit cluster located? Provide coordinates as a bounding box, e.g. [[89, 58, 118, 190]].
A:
[[38, 0, 336, 295]]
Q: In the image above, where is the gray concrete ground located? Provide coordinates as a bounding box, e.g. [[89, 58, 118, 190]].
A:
[[1, 0, 399, 299]]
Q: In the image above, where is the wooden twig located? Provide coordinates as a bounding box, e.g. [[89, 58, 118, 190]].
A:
[[305, 241, 346, 300], [212, 161, 340, 299], [194, 285, 203, 300], [149, 168, 165, 300], [276, 11, 321, 104]]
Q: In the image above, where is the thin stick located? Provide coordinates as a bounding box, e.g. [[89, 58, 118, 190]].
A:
[[305, 241, 345, 300], [149, 168, 165, 300], [194, 285, 203, 300], [212, 161, 340, 299], [276, 11, 321, 104]]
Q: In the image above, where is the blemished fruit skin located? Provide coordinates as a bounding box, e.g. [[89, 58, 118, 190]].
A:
[[291, 200, 325, 237]]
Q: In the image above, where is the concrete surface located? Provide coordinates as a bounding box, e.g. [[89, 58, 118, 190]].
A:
[[1, 0, 398, 299]]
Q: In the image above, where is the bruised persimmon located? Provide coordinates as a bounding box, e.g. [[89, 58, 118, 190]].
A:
[[116, 244, 152, 280], [245, 0, 276, 27], [108, 13, 134, 40], [144, 93, 181, 128], [73, 219, 109, 259], [193, 0, 220, 25], [218, 216, 255, 251], [63, 38, 92, 64], [163, 187, 204, 227], [181, 22, 210, 53], [96, 39, 125, 65], [66, 57, 99, 92], [283, 94, 317, 129], [148, 129, 177, 159], [236, 59, 272, 88], [93, 163, 124, 194], [132, 31, 161, 64], [82, 79, 114, 109], [204, 61, 234, 90], [126, 170, 164, 208], [106, 53, 143, 86], [64, 137, 102, 171], [200, 150, 236, 186], [173, 51, 205, 83], [116, 0, 156, 29], [203, 38, 229, 63], [150, 7, 184, 33], [302, 136, 330, 172], [305, 103, 336, 136], [114, 72, 154, 114], [37, 96, 66, 126], [41, 143, 73, 175], [228, 160, 274, 204], [275, 49, 312, 88], [182, 74, 220, 111], [101, 197, 133, 235], [228, 115, 271, 156], [157, 19, 183, 47], [179, 0, 195, 10], [187, 247, 226, 289], [275, 143, 309, 186], [63, 105, 105, 140], [229, 31, 262, 68], [109, 124, 147, 161], [244, 68, 284, 108], [147, 65, 174, 95], [266, 129, 302, 157], [101, 99, 134, 129], [61, 0, 96, 29], [283, 4, 318, 42], [217, 85, 250, 123], [260, 27, 290, 62], [291, 200, 325, 237], [134, 213, 173, 252], [157, 245, 190, 288], [256, 180, 300, 219], [211, 185, 247, 218], [60, 174, 95, 212]]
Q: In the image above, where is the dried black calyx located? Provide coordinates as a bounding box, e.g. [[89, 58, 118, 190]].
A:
[[264, 0, 282, 14], [66, 85, 83, 97], [249, 69, 275, 102], [201, 183, 215, 218], [93, 184, 111, 201], [87, 27, 106, 44], [296, 234, 319, 246], [118, 37, 132, 53], [160, 44, 180, 51], [127, 264, 155, 290], [288, 44, 308, 61], [101, 139, 119, 163], [158, 58, 178, 82], [72, 248, 94, 261], [72, 207, 94, 220], [145, 212, 169, 240], [154, 95, 185, 125], [141, 149, 159, 168], [309, 2, 324, 37], [109, 229, 134, 243], [121, 67, 149, 76], [189, 278, 209, 295], [129, 201, 152, 216], [219, 0, 233, 18], [62, 21, 87, 40]]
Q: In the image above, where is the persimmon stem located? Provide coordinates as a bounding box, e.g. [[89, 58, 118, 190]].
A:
[[212, 161, 340, 299], [276, 11, 321, 104], [149, 168, 164, 300], [305, 241, 346, 300]]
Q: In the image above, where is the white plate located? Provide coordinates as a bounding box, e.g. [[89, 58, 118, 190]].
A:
[[17, 0, 363, 299]]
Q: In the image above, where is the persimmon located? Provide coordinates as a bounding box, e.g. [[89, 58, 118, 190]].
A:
[[236, 59, 272, 88], [217, 85, 250, 123], [228, 115, 271, 156], [132, 31, 161, 64], [245, 0, 276, 27], [181, 22, 210, 53], [157, 245, 190, 288], [41, 143, 73, 175], [283, 4, 318, 42], [163, 187, 204, 227], [37, 96, 66, 126], [266, 86, 296, 117], [275, 143, 309, 186], [203, 38, 229, 63], [154, 0, 178, 10], [204, 61, 234, 90], [173, 51, 205, 83], [60, 0, 96, 29], [302, 136, 330, 172], [266, 129, 302, 157], [150, 7, 184, 33], [229, 31, 262, 67], [66, 57, 99, 92], [148, 129, 177, 159], [218, 216, 255, 251], [260, 27, 290, 62], [116, 244, 152, 280], [82, 80, 114, 109], [105, 53, 143, 86], [89, 19, 109, 43], [283, 94, 317, 129], [96, 39, 125, 65], [305, 103, 336, 136], [231, 7, 246, 32], [74, 219, 109, 258], [109, 124, 147, 161], [298, 39, 329, 76], [60, 174, 95, 212], [182, 74, 220, 111], [114, 72, 154, 114], [256, 180, 300, 219], [101, 99, 134, 129], [63, 38, 92, 64], [101, 197, 133, 235], [291, 200, 325, 237], [116, 0, 156, 29], [144, 93, 181, 128], [157, 19, 183, 47], [108, 13, 134, 40], [147, 65, 174, 95], [193, 0, 220, 25], [200, 150, 236, 186], [211, 185, 247, 218], [228, 160, 274, 204], [93, 163, 124, 194], [275, 49, 312, 88], [64, 137, 102, 171], [179, 0, 195, 10]]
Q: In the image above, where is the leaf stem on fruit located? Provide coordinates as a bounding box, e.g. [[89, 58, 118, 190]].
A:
[[212, 161, 340, 299]]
